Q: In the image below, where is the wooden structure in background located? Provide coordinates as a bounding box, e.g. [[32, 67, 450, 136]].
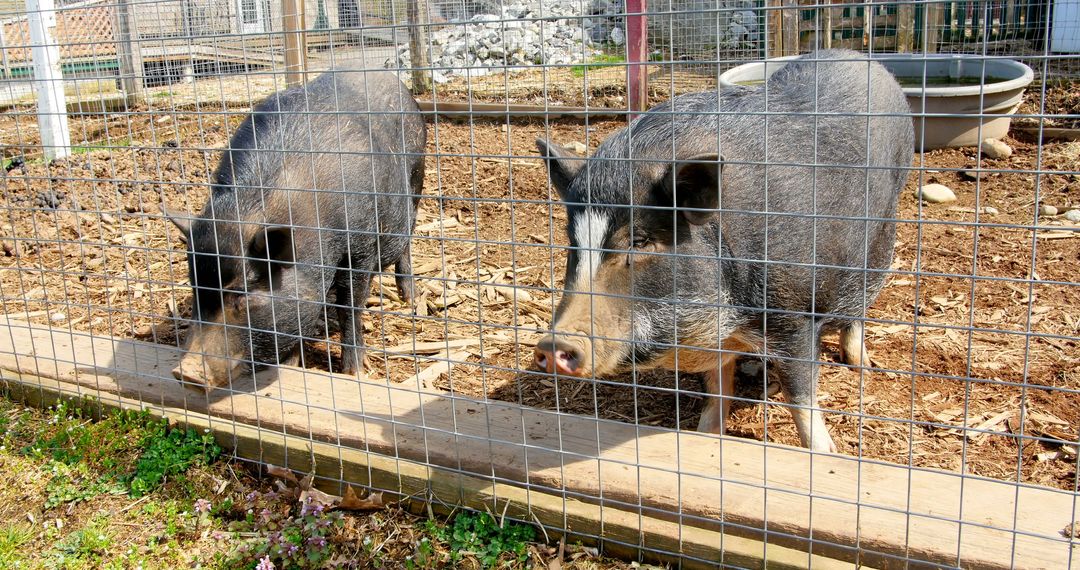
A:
[[766, 0, 1048, 55], [407, 0, 432, 95], [0, 318, 1076, 569], [282, 0, 306, 87]]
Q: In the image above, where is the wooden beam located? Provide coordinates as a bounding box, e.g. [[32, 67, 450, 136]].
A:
[[896, 2, 915, 52], [924, 1, 945, 53], [406, 0, 432, 95], [823, 0, 833, 49], [625, 0, 648, 118], [0, 367, 853, 570], [415, 100, 623, 119], [282, 0, 307, 87], [0, 319, 1076, 569], [781, 0, 799, 55], [863, 0, 873, 49], [1012, 126, 1080, 142], [114, 0, 143, 99], [768, 0, 784, 58]]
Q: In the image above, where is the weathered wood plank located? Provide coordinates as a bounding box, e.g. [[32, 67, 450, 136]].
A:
[[0, 365, 851, 570], [781, 0, 799, 56], [0, 319, 1076, 569], [768, 0, 785, 58], [896, 3, 915, 52], [924, 1, 945, 52]]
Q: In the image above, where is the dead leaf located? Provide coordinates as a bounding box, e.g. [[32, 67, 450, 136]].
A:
[[548, 535, 565, 570], [266, 465, 299, 483], [337, 485, 386, 511], [298, 475, 339, 505]]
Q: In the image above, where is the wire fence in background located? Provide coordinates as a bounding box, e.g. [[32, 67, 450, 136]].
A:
[[0, 0, 1078, 567]]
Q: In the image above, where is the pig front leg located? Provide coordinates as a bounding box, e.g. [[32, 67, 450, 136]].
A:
[[696, 352, 738, 434], [336, 265, 373, 377]]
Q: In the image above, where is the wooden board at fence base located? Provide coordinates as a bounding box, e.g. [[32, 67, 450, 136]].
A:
[[0, 366, 851, 570], [0, 318, 1076, 570]]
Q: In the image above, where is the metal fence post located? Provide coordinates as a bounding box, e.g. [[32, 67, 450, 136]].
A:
[[26, 0, 70, 161]]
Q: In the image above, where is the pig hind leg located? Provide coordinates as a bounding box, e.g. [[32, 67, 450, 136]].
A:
[[838, 320, 869, 369], [770, 318, 838, 453], [394, 240, 416, 307], [335, 262, 375, 376]]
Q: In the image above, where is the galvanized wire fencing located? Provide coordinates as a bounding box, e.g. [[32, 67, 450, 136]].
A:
[[0, 0, 1078, 567]]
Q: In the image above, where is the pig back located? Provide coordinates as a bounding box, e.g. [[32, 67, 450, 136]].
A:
[[726, 50, 913, 313], [619, 49, 912, 316], [206, 70, 425, 264]]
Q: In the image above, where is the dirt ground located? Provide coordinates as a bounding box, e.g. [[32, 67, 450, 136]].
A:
[[0, 81, 1077, 495]]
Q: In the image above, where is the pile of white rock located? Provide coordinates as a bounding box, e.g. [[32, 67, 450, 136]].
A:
[[386, 0, 764, 83], [387, 1, 601, 83]]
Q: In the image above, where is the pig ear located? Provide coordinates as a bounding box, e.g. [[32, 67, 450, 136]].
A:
[[161, 206, 192, 243], [251, 225, 295, 264], [536, 138, 584, 199], [665, 153, 723, 225]]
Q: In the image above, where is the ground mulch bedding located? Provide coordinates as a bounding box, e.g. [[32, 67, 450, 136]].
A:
[[0, 82, 1077, 495]]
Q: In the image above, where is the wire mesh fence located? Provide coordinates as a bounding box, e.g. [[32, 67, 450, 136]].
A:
[[0, 0, 1078, 567]]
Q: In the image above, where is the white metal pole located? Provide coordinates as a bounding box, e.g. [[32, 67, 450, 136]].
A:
[[26, 0, 71, 161]]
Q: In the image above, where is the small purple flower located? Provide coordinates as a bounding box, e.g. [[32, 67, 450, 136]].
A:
[[286, 544, 299, 556], [260, 508, 274, 524], [255, 556, 275, 570], [307, 536, 328, 549], [194, 498, 212, 514], [246, 491, 259, 503], [300, 498, 324, 517], [211, 531, 227, 540]]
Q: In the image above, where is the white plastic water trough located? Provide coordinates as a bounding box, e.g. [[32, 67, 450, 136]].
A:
[[718, 54, 1035, 151]]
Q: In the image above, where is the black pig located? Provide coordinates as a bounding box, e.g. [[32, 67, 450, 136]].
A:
[[169, 68, 426, 392], [534, 49, 913, 452]]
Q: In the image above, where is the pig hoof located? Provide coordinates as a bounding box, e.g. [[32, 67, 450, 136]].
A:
[[172, 364, 213, 394], [813, 436, 839, 454], [695, 402, 726, 434]]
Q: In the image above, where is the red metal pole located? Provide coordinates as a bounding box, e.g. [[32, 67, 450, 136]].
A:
[[625, 0, 648, 120]]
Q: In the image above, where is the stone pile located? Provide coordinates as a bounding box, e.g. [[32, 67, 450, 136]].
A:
[[386, 0, 765, 82], [387, 1, 600, 83]]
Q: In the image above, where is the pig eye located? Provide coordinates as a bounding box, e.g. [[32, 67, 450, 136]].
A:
[[631, 235, 652, 250]]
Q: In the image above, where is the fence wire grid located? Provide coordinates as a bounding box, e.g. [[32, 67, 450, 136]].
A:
[[0, 0, 1078, 568]]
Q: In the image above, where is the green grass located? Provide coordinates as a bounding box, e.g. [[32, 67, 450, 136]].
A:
[[47, 516, 114, 568], [71, 137, 132, 155], [428, 511, 536, 568], [0, 523, 34, 567], [570, 53, 627, 77], [0, 395, 628, 569], [8, 400, 220, 508]]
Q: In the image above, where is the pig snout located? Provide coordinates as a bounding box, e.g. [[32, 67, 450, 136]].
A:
[[171, 333, 243, 393], [534, 336, 584, 376]]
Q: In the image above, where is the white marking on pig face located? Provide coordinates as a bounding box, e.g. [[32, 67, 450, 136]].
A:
[[571, 208, 611, 289]]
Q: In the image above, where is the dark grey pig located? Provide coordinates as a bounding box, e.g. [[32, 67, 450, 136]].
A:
[[169, 69, 426, 392], [534, 49, 913, 452]]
